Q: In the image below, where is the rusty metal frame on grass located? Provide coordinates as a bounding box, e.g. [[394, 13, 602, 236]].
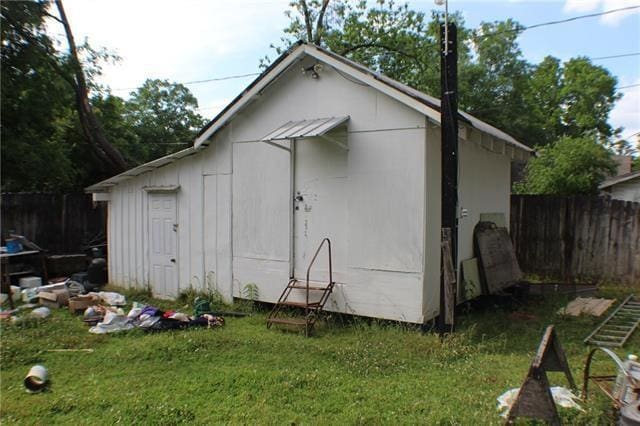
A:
[[582, 346, 640, 409]]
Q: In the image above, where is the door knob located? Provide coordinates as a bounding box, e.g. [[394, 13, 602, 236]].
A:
[[170, 258, 176, 263]]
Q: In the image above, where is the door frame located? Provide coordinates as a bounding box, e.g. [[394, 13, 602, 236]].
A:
[[289, 138, 296, 278], [145, 188, 179, 297]]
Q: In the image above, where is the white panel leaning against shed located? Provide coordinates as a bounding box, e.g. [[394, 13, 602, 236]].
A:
[[86, 41, 533, 324]]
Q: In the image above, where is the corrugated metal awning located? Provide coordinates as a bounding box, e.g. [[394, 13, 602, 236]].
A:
[[261, 116, 349, 141]]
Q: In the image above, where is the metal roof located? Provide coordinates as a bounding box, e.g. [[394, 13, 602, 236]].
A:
[[85, 147, 198, 193], [261, 116, 349, 141]]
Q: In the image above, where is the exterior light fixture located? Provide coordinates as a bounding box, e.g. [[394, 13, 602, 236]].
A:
[[302, 63, 323, 79]]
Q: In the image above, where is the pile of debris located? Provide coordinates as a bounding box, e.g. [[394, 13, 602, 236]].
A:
[[1, 280, 225, 334], [1, 233, 108, 308], [0, 278, 90, 322], [84, 299, 224, 334]]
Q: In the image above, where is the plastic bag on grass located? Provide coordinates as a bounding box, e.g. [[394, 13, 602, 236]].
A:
[[497, 386, 583, 417], [88, 311, 133, 334], [88, 291, 126, 306]]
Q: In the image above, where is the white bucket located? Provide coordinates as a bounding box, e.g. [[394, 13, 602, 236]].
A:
[[24, 365, 48, 393]]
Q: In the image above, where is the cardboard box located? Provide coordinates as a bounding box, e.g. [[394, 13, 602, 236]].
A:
[[38, 289, 70, 309], [52, 289, 69, 307], [68, 294, 99, 313], [38, 292, 60, 309]]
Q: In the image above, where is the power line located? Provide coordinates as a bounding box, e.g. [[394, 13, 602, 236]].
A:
[[175, 73, 260, 86], [112, 72, 260, 92], [526, 5, 640, 31], [105, 6, 640, 100], [622, 131, 640, 140], [476, 5, 640, 39], [591, 52, 640, 61]]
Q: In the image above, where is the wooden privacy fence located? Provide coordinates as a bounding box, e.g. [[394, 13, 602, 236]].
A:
[[1, 193, 106, 254], [510, 195, 640, 285]]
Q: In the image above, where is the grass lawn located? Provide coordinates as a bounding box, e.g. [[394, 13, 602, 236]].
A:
[[1, 284, 638, 424]]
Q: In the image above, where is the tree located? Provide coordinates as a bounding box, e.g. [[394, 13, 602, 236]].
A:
[[1, 2, 205, 192], [285, 0, 330, 44], [514, 136, 616, 195], [52, 0, 128, 174], [275, 1, 621, 150], [560, 58, 620, 142], [274, 1, 449, 96], [461, 20, 532, 144], [1, 1, 78, 191], [63, 93, 145, 187], [521, 56, 564, 146], [276, 2, 535, 139], [1, 0, 131, 191], [124, 79, 206, 160]]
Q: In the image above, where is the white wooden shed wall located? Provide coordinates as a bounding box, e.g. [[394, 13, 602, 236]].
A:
[[103, 51, 516, 324], [222, 57, 427, 322], [108, 148, 234, 300]]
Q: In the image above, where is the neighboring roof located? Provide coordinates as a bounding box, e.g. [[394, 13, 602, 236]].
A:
[[87, 42, 533, 193], [599, 170, 640, 189], [261, 116, 349, 141]]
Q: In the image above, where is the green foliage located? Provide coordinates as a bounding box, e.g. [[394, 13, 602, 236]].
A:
[[0, 4, 206, 192], [275, 1, 621, 150], [462, 20, 532, 143], [560, 58, 620, 140], [242, 282, 260, 301], [177, 272, 228, 311], [522, 56, 564, 146], [274, 1, 455, 102], [514, 136, 616, 195], [1, 1, 77, 191], [123, 79, 206, 160]]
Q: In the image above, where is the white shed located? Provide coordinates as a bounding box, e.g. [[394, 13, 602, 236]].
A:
[[87, 42, 532, 323]]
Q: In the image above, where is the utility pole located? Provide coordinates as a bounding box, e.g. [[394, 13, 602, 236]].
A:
[[438, 16, 458, 334]]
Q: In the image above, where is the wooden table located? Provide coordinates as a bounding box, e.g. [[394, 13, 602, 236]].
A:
[[1, 250, 48, 309]]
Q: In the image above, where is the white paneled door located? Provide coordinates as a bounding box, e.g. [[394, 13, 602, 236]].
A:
[[149, 193, 178, 298]]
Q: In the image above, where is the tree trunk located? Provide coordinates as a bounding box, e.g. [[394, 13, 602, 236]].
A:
[[54, 0, 128, 174], [313, 0, 330, 45]]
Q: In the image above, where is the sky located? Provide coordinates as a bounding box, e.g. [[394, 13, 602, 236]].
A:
[[54, 0, 640, 145]]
